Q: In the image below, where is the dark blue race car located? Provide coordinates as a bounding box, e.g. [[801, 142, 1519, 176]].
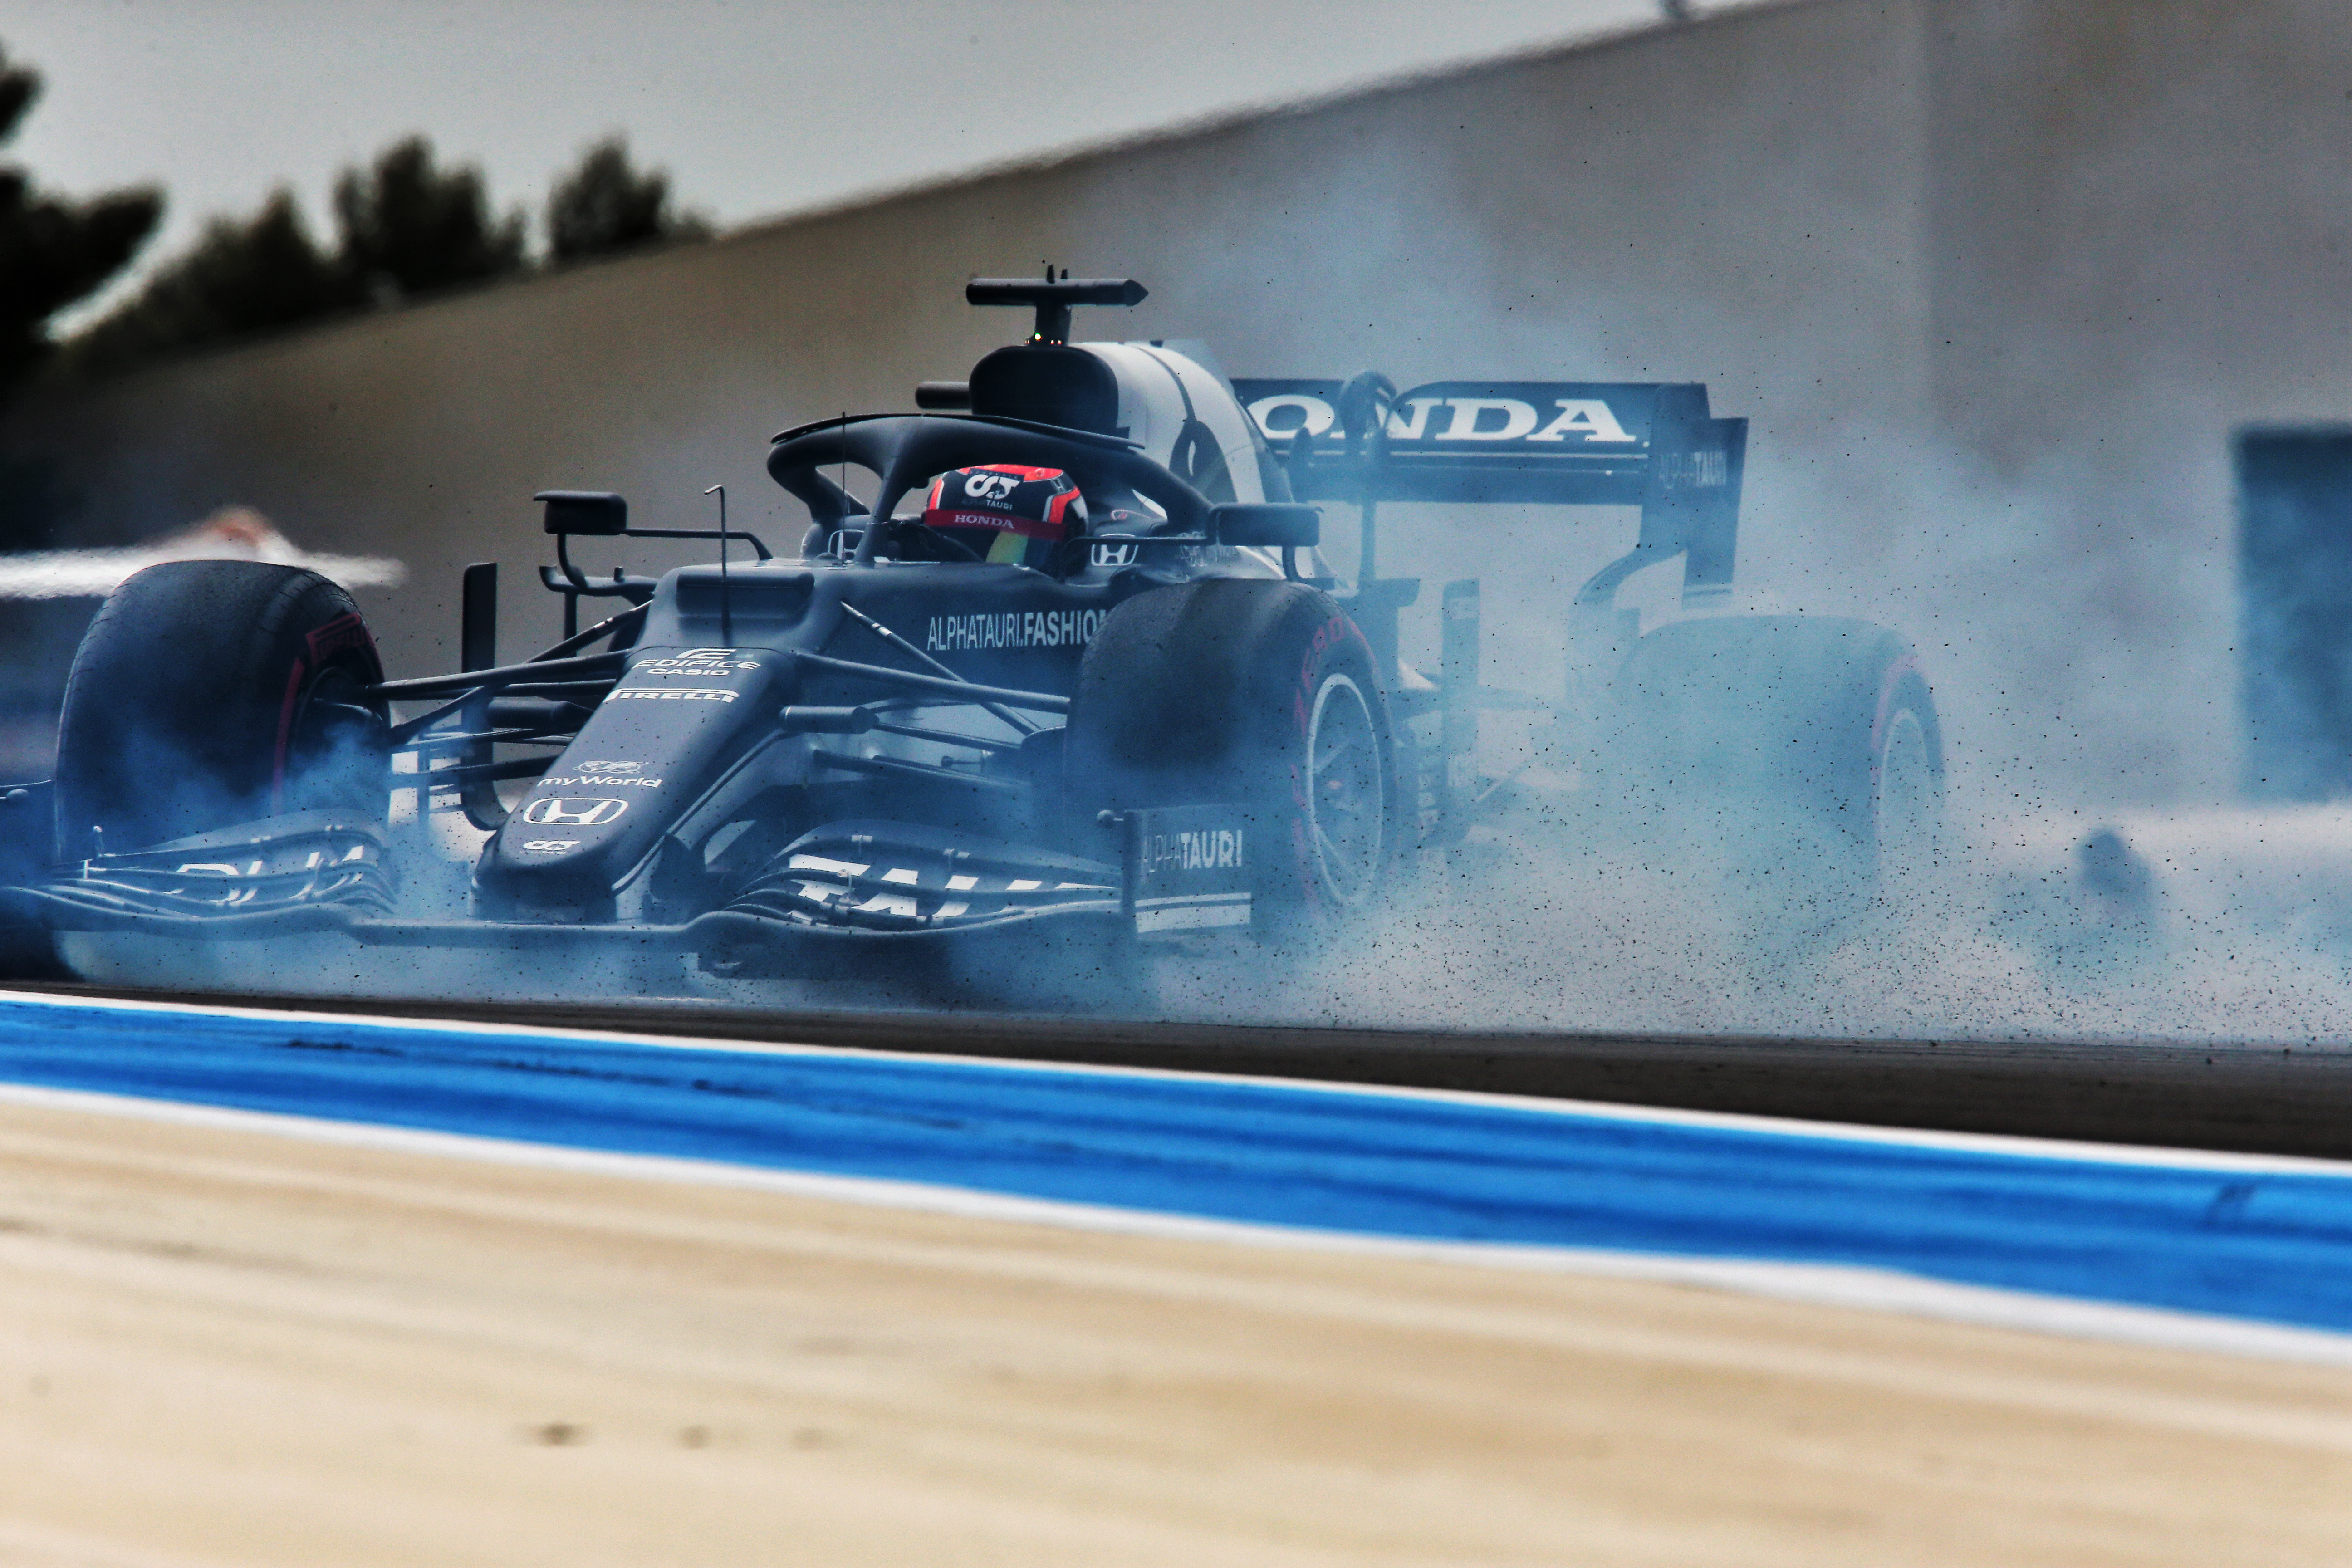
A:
[[0, 274, 1943, 997]]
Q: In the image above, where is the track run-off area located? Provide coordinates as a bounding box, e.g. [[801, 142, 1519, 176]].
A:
[[3, 987, 2350, 1565], [1, 988, 2349, 1350]]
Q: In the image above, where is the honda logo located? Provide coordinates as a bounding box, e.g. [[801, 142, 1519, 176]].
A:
[[1233, 378, 1660, 456], [1242, 392, 1635, 445], [518, 796, 629, 827]]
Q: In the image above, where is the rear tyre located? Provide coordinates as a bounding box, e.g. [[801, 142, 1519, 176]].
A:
[[1064, 578, 1405, 946], [1610, 614, 1943, 927], [54, 561, 389, 861]]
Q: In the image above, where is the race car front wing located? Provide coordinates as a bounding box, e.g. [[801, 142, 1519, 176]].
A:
[[0, 803, 1256, 952]]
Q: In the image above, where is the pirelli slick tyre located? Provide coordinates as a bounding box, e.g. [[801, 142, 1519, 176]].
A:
[[1064, 578, 1405, 943], [1610, 614, 1942, 921], [54, 562, 389, 861]]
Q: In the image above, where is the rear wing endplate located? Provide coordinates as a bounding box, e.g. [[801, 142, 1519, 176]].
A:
[[1232, 378, 1747, 594]]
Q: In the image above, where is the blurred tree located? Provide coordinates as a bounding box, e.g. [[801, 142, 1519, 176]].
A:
[[0, 42, 162, 390], [0, 41, 162, 549], [546, 137, 710, 265], [67, 191, 353, 375], [71, 134, 530, 372], [335, 135, 526, 301], [65, 134, 710, 379]]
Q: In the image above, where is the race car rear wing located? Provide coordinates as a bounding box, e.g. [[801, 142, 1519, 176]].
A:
[[1232, 378, 1747, 597]]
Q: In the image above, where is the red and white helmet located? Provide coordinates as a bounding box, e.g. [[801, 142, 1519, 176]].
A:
[[921, 464, 1083, 567]]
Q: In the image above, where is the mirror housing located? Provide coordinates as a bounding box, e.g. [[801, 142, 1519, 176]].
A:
[[1210, 503, 1320, 549], [536, 490, 628, 536]]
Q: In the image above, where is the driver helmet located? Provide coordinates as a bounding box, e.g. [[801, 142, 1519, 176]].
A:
[[921, 464, 1083, 568]]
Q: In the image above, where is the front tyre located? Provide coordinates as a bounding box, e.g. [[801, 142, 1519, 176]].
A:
[[1064, 578, 1405, 943], [54, 561, 389, 861]]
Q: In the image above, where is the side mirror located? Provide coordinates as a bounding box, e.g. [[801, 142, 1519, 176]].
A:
[[535, 490, 628, 536], [1210, 503, 1319, 549]]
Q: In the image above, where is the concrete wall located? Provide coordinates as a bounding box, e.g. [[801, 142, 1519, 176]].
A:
[[1920, 0, 2352, 798], [5, 0, 2345, 804]]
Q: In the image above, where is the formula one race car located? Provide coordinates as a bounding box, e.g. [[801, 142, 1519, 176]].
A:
[[0, 273, 1942, 997]]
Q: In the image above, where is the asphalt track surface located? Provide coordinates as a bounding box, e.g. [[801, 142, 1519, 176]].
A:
[[18, 981, 2352, 1158]]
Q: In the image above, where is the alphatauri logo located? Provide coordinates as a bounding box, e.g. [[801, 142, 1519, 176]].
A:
[[1146, 828, 1246, 874], [926, 608, 1107, 653]]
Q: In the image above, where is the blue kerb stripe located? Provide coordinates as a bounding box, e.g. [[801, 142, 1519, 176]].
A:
[[3, 996, 2349, 1335]]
